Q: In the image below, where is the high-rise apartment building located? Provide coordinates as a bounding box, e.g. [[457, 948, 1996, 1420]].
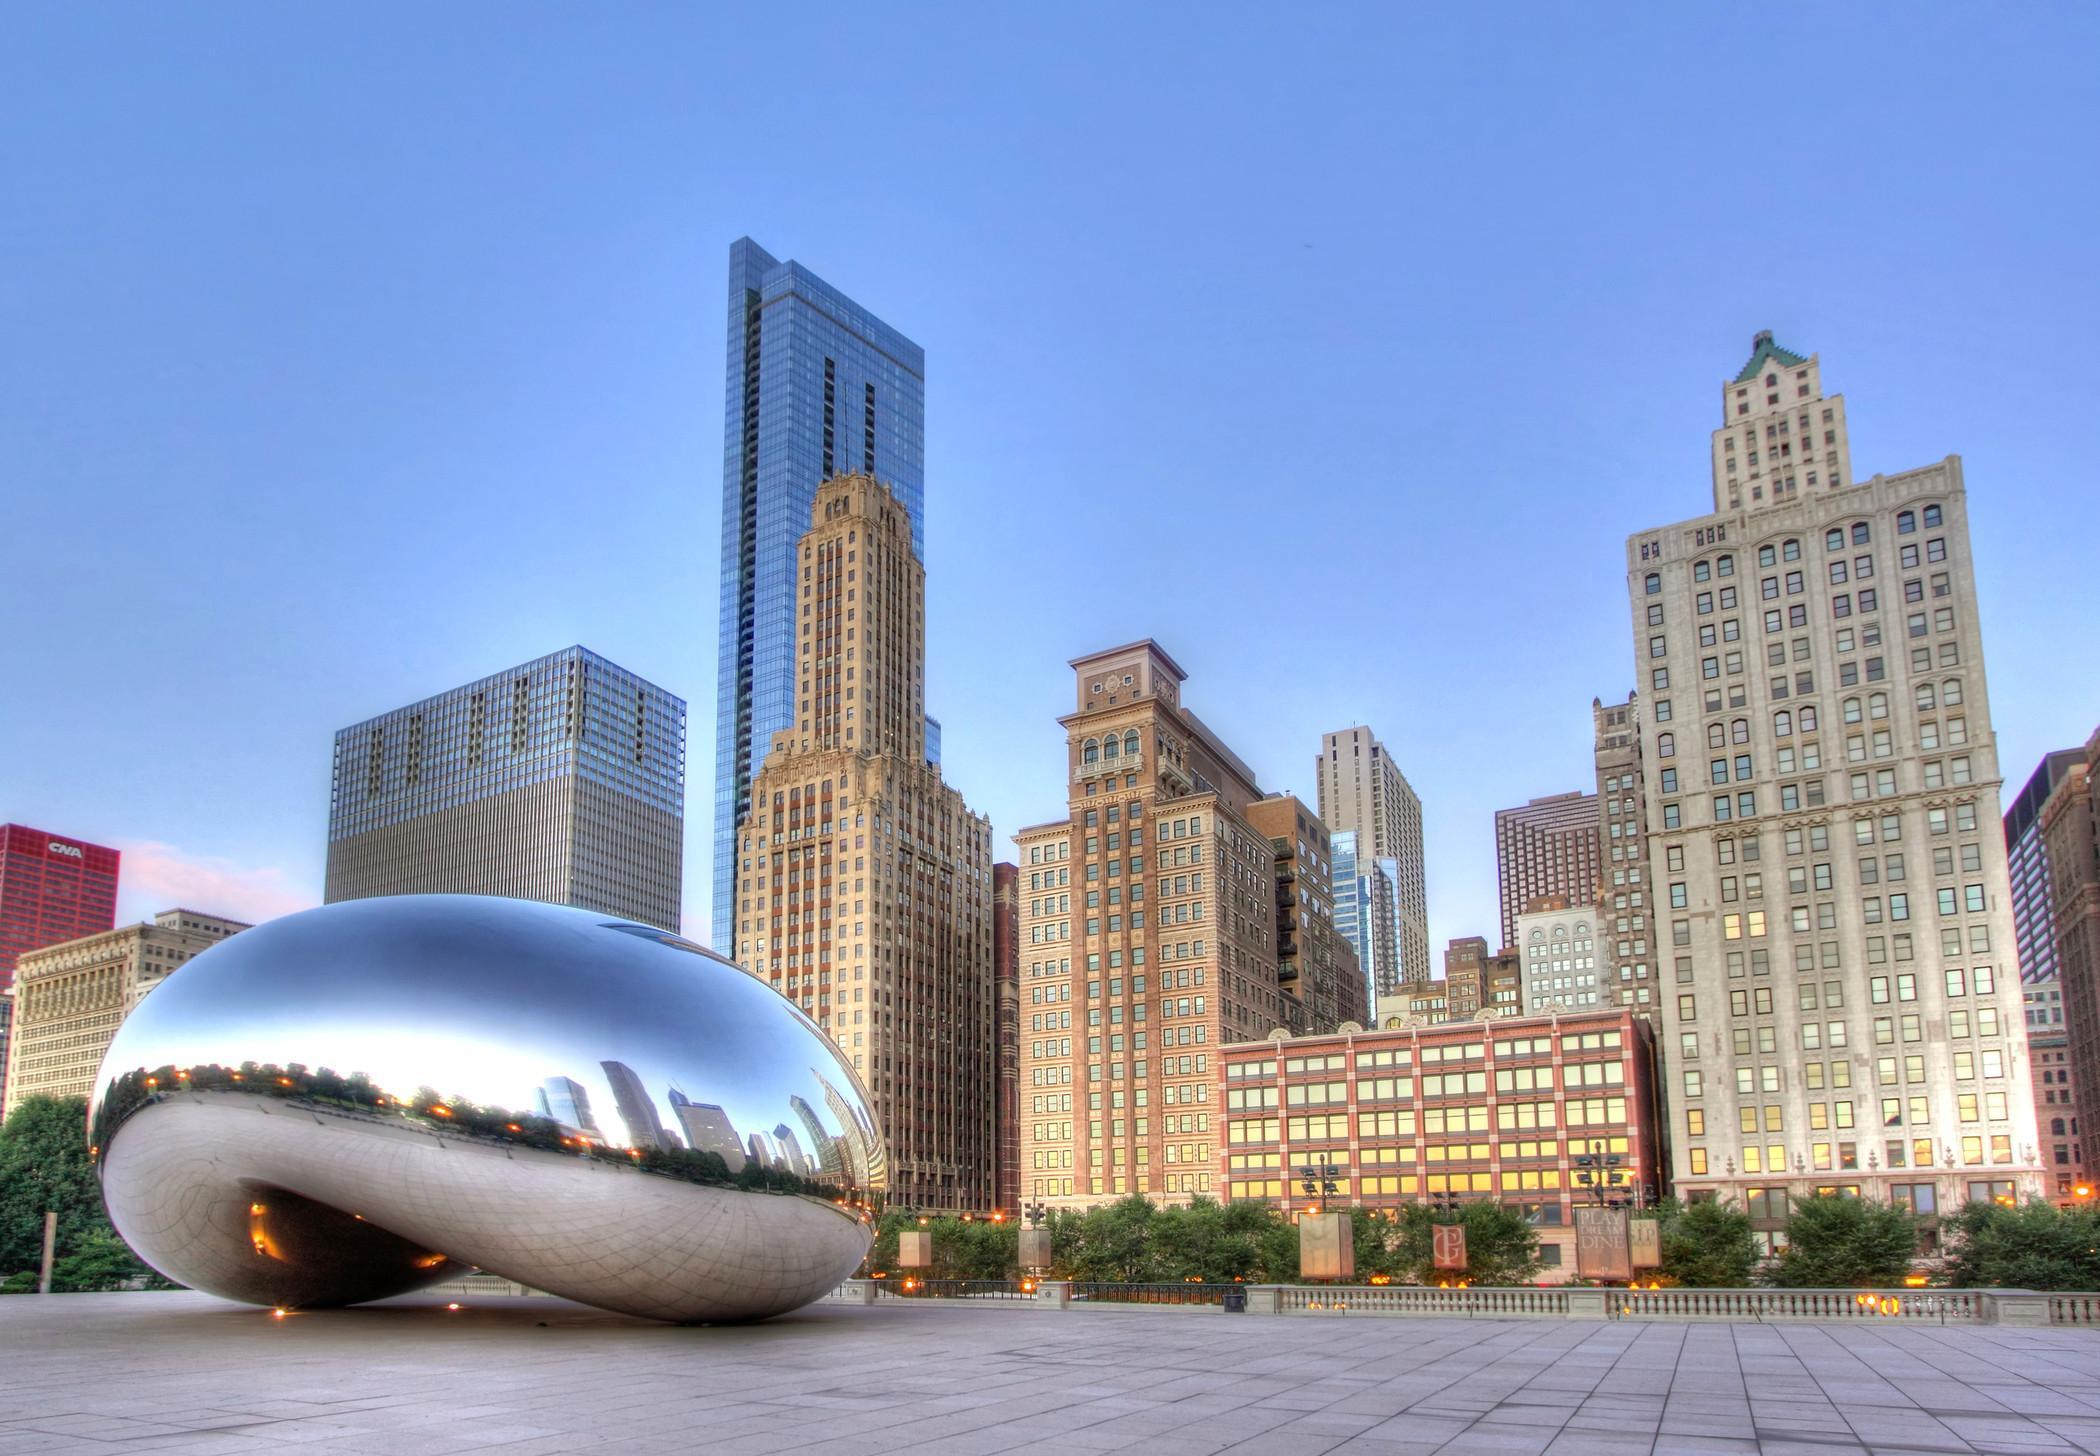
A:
[[1015, 641, 1285, 1210], [731, 474, 992, 1212], [713, 238, 927, 950], [2025, 979, 2085, 1201], [4, 909, 247, 1121], [1632, 334, 2038, 1213], [1315, 727, 1430, 1000], [2040, 728, 2100, 1184], [1594, 696, 1657, 1016], [993, 860, 1021, 1215], [1, 825, 120, 989], [325, 647, 685, 932], [1246, 794, 1367, 1037], [2008, 749, 2087, 984], [1493, 792, 1602, 950]]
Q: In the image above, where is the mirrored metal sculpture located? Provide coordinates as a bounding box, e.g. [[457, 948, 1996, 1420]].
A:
[[90, 896, 883, 1322]]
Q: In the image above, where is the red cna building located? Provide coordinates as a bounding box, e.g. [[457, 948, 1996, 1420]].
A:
[[0, 825, 120, 990], [1217, 1008, 1659, 1279]]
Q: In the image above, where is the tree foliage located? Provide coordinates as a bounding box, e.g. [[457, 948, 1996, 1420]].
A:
[[1940, 1200, 2100, 1291], [1766, 1194, 1916, 1288], [1391, 1202, 1540, 1285], [865, 1200, 1528, 1285], [1655, 1198, 1759, 1287], [0, 1095, 168, 1292]]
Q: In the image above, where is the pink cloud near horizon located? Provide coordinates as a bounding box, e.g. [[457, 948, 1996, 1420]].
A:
[[114, 841, 319, 927]]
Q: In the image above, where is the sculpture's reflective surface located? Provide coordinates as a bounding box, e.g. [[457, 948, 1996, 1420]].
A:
[[90, 896, 883, 1322]]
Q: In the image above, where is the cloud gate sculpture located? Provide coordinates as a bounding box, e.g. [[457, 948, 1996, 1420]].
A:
[[89, 896, 884, 1322]]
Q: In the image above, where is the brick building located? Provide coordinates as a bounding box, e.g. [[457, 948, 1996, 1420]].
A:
[[1217, 1008, 1659, 1278]]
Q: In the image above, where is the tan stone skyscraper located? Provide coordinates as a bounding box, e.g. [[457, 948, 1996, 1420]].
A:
[[1594, 694, 1656, 1018], [1016, 641, 1285, 1210], [1631, 335, 2038, 1231], [1710, 330, 1853, 514], [733, 473, 994, 1212], [1315, 726, 1430, 998]]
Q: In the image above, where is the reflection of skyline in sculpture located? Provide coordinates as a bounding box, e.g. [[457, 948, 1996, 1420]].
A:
[[770, 1123, 809, 1176], [817, 1075, 872, 1186], [533, 1076, 603, 1141], [667, 1088, 747, 1171], [89, 896, 882, 1323], [790, 1095, 847, 1182], [601, 1059, 681, 1151]]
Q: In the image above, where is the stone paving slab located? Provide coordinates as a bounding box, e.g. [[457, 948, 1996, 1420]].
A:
[[1, 1292, 2097, 1455]]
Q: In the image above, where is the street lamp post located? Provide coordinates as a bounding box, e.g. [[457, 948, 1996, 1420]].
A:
[[1573, 1138, 1630, 1208], [1298, 1158, 1339, 1214]]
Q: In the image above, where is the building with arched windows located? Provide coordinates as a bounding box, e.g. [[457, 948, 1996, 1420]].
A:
[[1515, 896, 1603, 1015]]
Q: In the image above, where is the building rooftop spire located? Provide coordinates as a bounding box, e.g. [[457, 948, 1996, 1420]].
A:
[[1733, 329, 1808, 383]]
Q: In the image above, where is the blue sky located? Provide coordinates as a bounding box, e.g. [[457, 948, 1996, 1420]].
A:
[[5, 5, 2096, 953]]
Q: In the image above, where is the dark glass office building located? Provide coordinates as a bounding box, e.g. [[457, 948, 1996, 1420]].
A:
[[326, 646, 686, 931], [2007, 747, 2088, 984], [712, 238, 926, 949]]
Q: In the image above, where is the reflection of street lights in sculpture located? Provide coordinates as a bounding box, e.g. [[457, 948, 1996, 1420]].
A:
[[89, 896, 886, 1323]]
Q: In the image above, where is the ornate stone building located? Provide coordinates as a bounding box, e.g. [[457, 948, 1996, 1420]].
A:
[[1632, 336, 2039, 1221], [1015, 641, 1286, 1209], [732, 473, 993, 1212]]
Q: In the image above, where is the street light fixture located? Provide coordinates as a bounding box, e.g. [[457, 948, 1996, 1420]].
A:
[[1298, 1158, 1341, 1213], [1572, 1138, 1631, 1208]]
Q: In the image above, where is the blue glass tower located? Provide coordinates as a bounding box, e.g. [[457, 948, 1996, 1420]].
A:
[[712, 238, 926, 950]]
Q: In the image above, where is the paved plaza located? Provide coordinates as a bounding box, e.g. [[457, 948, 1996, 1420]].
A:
[[3, 1292, 2099, 1456]]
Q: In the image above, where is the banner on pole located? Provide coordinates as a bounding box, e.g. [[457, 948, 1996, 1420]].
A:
[[1575, 1206, 1631, 1281], [1432, 1223, 1467, 1270], [1628, 1217, 1661, 1270]]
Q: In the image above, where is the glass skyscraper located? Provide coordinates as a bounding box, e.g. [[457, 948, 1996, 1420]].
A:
[[712, 238, 926, 949]]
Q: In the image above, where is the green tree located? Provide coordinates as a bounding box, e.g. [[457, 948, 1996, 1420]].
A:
[[1393, 1202, 1540, 1285], [1940, 1199, 2100, 1291], [1060, 1195, 1162, 1281], [1767, 1194, 1916, 1287], [0, 1095, 165, 1291], [50, 1229, 156, 1292], [1655, 1198, 1759, 1287], [1348, 1209, 1411, 1282], [862, 1212, 1020, 1280], [1147, 1198, 1277, 1283]]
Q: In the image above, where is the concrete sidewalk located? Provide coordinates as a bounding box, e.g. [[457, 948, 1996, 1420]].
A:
[[2, 1290, 2098, 1455]]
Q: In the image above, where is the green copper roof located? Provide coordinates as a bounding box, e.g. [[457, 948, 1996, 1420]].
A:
[[1734, 330, 1808, 383]]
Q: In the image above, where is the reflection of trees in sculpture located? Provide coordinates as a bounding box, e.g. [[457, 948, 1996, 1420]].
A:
[[93, 1062, 881, 1209]]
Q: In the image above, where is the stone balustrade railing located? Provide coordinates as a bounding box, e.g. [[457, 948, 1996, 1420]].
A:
[[823, 1280, 2088, 1326]]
